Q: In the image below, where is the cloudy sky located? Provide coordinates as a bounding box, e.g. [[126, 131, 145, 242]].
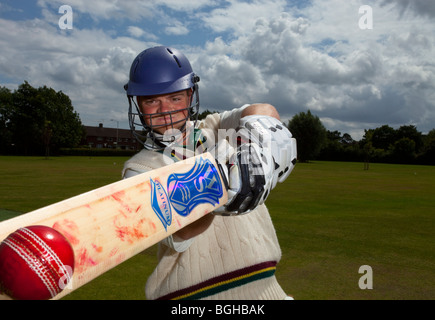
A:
[[1, 0, 434, 140]]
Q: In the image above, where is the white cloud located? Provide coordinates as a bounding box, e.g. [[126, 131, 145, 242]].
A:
[[127, 26, 144, 37], [37, 0, 215, 22], [1, 0, 434, 139], [193, 1, 435, 138], [127, 26, 158, 40], [200, 0, 287, 35], [380, 0, 435, 18], [37, 0, 127, 20], [0, 16, 150, 127], [164, 21, 189, 36], [153, 0, 214, 12]]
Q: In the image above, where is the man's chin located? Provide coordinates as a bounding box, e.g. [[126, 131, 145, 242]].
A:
[[152, 124, 184, 135]]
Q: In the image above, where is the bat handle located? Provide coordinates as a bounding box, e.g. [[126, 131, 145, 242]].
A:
[[215, 159, 229, 191]]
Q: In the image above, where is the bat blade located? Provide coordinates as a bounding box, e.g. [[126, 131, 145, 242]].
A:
[[0, 152, 227, 299]]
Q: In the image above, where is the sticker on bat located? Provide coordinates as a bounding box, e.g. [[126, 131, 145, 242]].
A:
[[167, 157, 223, 217], [150, 178, 172, 231]]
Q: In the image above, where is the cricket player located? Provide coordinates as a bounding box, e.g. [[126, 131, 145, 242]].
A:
[[122, 46, 297, 300]]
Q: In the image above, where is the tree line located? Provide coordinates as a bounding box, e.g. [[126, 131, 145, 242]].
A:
[[0, 82, 83, 156], [287, 110, 435, 165], [1, 82, 434, 165]]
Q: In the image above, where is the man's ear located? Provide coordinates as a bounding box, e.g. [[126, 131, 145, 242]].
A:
[[187, 89, 193, 103]]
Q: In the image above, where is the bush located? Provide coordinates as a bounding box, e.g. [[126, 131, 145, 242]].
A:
[[59, 148, 138, 157]]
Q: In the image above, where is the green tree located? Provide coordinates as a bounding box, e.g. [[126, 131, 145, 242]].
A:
[[0, 86, 13, 153], [396, 125, 423, 153], [370, 125, 396, 150], [361, 129, 375, 169], [287, 110, 327, 162], [5, 81, 83, 155], [341, 133, 355, 145], [197, 109, 219, 120], [318, 130, 343, 161], [418, 129, 435, 165], [392, 137, 416, 164], [318, 130, 361, 162]]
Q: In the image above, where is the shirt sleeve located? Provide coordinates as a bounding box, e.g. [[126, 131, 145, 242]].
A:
[[160, 234, 195, 253]]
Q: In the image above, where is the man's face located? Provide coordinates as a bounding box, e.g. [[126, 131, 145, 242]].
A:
[[137, 90, 192, 134]]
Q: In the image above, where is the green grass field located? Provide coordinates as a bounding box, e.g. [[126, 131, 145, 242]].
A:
[[1, 156, 434, 300]]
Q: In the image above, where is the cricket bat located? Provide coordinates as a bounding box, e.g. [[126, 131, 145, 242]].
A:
[[0, 152, 227, 300]]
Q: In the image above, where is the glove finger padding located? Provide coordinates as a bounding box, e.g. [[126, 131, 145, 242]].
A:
[[211, 140, 270, 216], [212, 115, 297, 216], [208, 140, 240, 209], [239, 115, 297, 188], [224, 143, 267, 214]]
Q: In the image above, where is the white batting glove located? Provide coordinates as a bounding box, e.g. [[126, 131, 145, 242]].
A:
[[212, 115, 297, 216], [239, 115, 297, 189], [211, 139, 268, 215]]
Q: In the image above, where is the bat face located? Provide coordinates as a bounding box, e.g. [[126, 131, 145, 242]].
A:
[[167, 157, 224, 216], [0, 153, 227, 300], [151, 157, 224, 229]]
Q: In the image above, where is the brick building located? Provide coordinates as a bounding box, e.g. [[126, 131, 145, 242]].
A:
[[82, 123, 141, 151]]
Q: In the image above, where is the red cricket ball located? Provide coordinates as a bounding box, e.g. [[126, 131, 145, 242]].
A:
[[0, 225, 75, 300]]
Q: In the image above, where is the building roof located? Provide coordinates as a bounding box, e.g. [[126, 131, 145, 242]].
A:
[[84, 124, 133, 139]]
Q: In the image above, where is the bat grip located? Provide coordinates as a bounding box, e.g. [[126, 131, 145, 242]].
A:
[[215, 159, 229, 191]]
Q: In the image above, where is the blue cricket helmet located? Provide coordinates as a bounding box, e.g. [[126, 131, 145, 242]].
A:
[[126, 46, 199, 96], [125, 46, 200, 149]]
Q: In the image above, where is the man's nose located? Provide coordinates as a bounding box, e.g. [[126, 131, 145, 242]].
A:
[[158, 99, 172, 112]]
